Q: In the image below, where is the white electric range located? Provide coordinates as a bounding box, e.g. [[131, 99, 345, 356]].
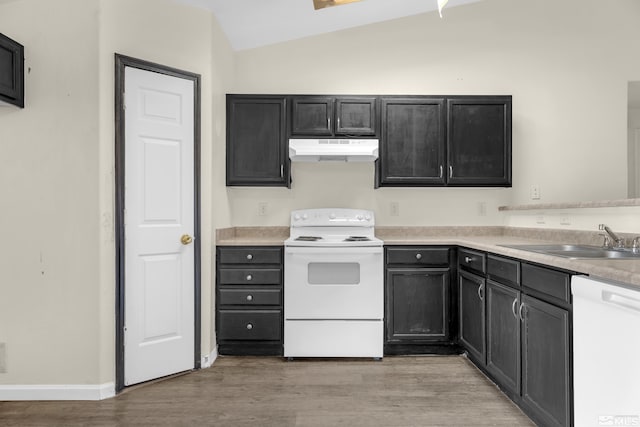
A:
[[283, 208, 384, 359]]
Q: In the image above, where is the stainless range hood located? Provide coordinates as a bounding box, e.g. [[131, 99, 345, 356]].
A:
[[289, 138, 379, 162]]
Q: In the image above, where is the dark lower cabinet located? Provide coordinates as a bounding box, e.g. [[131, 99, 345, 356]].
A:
[[216, 246, 283, 355], [386, 268, 450, 341], [481, 254, 573, 427], [521, 294, 571, 427], [458, 270, 486, 364], [486, 280, 521, 396], [384, 246, 456, 354]]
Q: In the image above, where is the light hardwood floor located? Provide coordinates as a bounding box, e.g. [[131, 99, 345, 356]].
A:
[[0, 355, 534, 426]]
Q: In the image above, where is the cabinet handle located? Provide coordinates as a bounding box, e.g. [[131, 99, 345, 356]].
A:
[[246, 323, 253, 330], [280, 164, 284, 178], [246, 274, 253, 281], [449, 166, 453, 178], [465, 256, 474, 263], [246, 295, 253, 301], [337, 117, 340, 129], [511, 298, 519, 319], [439, 165, 443, 178], [327, 117, 331, 129], [415, 253, 422, 260], [478, 283, 484, 301], [519, 303, 526, 321], [246, 254, 253, 260]]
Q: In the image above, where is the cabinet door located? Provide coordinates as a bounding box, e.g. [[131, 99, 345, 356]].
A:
[[386, 268, 450, 342], [521, 294, 571, 427], [486, 280, 521, 396], [447, 97, 511, 186], [379, 98, 446, 186], [458, 270, 486, 364], [335, 97, 376, 136], [226, 96, 288, 186], [291, 96, 334, 136], [0, 33, 24, 108]]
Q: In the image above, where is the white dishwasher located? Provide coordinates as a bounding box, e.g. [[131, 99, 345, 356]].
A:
[[572, 276, 640, 426]]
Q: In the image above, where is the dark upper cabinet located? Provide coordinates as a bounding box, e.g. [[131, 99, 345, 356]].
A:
[[291, 96, 376, 137], [378, 97, 446, 186], [226, 95, 289, 187], [447, 97, 512, 186], [0, 33, 24, 108], [377, 95, 511, 187]]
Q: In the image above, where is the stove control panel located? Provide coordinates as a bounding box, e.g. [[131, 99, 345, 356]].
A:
[[290, 208, 374, 226]]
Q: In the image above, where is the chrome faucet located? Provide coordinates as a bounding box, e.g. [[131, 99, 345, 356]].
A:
[[598, 224, 625, 249]]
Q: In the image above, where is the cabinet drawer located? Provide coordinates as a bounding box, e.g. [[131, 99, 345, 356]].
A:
[[459, 248, 486, 274], [218, 268, 282, 285], [218, 247, 282, 265], [219, 288, 281, 306], [487, 255, 520, 287], [386, 247, 449, 266], [521, 263, 571, 304], [218, 310, 281, 341]]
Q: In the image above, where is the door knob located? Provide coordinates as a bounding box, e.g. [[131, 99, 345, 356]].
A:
[[180, 234, 193, 245]]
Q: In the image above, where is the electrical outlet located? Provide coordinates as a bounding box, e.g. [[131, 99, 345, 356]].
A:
[[390, 202, 399, 217], [257, 202, 268, 216], [530, 185, 541, 200], [536, 215, 545, 224]]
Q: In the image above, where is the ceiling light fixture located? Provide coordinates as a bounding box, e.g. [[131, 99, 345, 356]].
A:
[[437, 0, 449, 17], [313, 0, 362, 11]]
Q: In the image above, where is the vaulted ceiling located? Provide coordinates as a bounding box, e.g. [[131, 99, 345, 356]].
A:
[[174, 0, 484, 50]]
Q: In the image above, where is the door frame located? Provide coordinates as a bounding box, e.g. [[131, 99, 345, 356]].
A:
[[114, 54, 202, 393]]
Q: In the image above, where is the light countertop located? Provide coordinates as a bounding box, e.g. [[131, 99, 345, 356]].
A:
[[216, 227, 640, 288]]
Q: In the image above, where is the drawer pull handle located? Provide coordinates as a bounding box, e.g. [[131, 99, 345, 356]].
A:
[[415, 253, 422, 260], [246, 295, 253, 301], [465, 256, 474, 263], [246, 323, 253, 330], [246, 254, 253, 260], [246, 274, 253, 281]]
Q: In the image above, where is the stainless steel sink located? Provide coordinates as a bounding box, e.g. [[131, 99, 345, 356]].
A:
[[499, 244, 640, 259]]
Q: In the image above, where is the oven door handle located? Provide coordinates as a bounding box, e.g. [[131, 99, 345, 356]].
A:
[[285, 247, 383, 255]]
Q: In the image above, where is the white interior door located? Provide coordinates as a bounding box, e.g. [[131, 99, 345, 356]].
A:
[[124, 66, 195, 386]]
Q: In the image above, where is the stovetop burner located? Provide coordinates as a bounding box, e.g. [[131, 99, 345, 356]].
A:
[[295, 236, 323, 241], [344, 236, 371, 242]]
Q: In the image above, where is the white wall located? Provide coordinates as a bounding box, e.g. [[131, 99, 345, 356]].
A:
[[229, 0, 640, 226], [97, 0, 233, 384], [0, 0, 102, 385], [629, 107, 640, 198], [0, 0, 234, 390]]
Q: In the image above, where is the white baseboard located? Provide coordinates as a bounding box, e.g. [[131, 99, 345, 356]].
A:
[[201, 347, 218, 368], [0, 382, 115, 400]]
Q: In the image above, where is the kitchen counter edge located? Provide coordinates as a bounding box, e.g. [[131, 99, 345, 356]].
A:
[[215, 229, 640, 288]]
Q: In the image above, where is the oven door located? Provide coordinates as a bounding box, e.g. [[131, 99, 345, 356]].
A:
[[284, 246, 383, 319]]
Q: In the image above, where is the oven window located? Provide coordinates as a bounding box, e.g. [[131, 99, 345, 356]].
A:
[[308, 262, 360, 285]]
